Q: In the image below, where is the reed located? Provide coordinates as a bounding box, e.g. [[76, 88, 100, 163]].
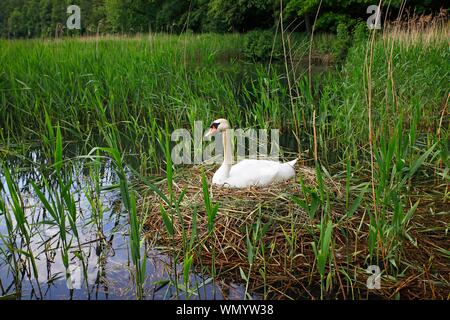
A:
[[0, 15, 448, 299]]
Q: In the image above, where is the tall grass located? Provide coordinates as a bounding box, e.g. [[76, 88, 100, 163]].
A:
[[0, 21, 448, 299]]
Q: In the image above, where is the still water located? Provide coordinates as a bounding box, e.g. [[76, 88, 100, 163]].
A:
[[0, 151, 252, 300]]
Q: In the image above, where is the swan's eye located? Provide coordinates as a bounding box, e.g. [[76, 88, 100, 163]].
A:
[[210, 122, 219, 129]]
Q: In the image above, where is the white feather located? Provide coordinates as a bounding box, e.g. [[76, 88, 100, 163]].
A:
[[208, 118, 298, 188], [213, 159, 297, 188]]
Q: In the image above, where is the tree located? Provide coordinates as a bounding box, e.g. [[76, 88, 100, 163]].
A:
[[8, 9, 27, 37], [24, 0, 41, 37], [0, 0, 447, 38], [283, 0, 442, 33], [207, 0, 276, 32]]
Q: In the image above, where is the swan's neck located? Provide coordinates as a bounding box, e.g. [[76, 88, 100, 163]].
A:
[[219, 129, 233, 178], [222, 129, 233, 165]]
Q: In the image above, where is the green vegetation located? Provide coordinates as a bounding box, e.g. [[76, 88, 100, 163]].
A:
[[0, 0, 445, 38]]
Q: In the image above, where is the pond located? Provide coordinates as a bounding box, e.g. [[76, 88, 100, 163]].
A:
[[0, 150, 257, 300], [0, 47, 329, 300]]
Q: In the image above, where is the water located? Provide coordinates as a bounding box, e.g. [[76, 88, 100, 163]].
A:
[[0, 150, 252, 300], [0, 57, 314, 300]]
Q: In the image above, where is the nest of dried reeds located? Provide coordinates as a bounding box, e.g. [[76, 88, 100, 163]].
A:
[[138, 165, 349, 298], [138, 165, 449, 299]]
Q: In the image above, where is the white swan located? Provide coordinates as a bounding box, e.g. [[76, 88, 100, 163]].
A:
[[204, 118, 298, 188]]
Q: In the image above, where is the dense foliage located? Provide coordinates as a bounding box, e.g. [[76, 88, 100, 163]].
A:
[[0, 0, 445, 38]]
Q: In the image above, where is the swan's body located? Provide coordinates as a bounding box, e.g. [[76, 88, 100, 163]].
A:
[[205, 118, 297, 188], [212, 158, 297, 188]]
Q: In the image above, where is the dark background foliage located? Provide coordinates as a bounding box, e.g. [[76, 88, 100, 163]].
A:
[[0, 0, 446, 38]]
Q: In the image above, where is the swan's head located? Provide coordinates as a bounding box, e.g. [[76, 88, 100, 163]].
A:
[[204, 118, 229, 138]]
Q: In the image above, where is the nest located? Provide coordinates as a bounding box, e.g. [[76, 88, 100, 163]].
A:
[[138, 165, 449, 299], [138, 165, 348, 298]]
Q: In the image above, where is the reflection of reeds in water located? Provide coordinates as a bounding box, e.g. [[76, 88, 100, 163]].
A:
[[1, 163, 42, 298]]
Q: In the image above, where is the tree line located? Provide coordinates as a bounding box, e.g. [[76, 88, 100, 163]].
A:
[[0, 0, 445, 38]]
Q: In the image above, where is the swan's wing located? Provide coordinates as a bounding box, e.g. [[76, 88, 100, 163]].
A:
[[227, 160, 282, 187], [254, 164, 280, 186], [229, 160, 281, 175]]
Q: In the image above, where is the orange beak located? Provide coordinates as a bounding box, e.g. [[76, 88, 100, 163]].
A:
[[204, 127, 217, 138]]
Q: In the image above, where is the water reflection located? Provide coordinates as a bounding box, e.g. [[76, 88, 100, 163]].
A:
[[0, 151, 252, 300]]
